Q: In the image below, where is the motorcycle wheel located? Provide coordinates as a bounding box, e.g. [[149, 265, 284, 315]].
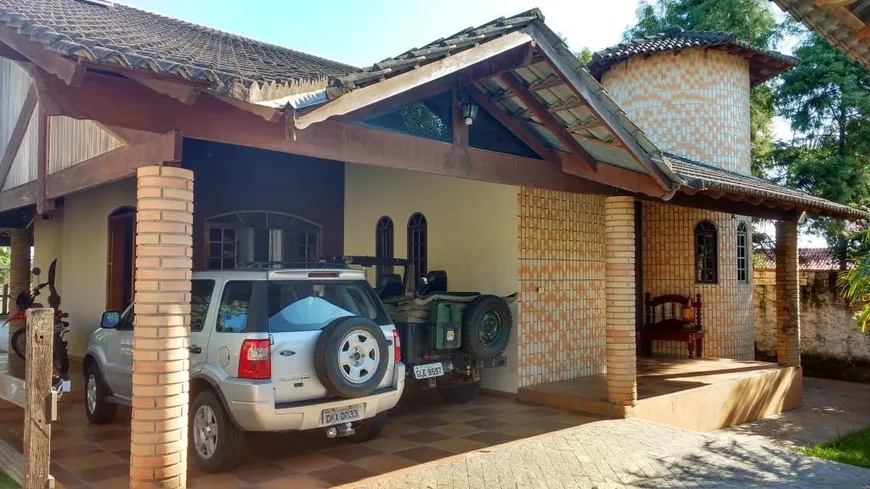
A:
[[10, 328, 26, 360], [54, 340, 69, 374]]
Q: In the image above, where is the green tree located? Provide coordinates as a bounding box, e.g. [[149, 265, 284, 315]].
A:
[[774, 34, 870, 263], [623, 0, 783, 174]]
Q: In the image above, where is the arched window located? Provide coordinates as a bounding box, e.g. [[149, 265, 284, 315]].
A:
[[407, 213, 428, 284], [375, 216, 394, 280], [205, 211, 321, 269], [695, 221, 718, 284], [737, 222, 748, 283]]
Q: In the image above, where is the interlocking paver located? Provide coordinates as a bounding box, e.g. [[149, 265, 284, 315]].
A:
[[349, 418, 870, 489]]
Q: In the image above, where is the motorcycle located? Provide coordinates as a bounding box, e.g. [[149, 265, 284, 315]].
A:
[[8, 259, 70, 374]]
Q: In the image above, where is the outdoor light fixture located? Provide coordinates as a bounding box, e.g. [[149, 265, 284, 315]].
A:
[[459, 90, 478, 125]]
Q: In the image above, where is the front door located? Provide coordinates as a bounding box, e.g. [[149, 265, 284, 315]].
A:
[[107, 208, 136, 311]]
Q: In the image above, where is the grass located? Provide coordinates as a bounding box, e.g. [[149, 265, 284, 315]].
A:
[[0, 472, 17, 489], [798, 427, 870, 469]]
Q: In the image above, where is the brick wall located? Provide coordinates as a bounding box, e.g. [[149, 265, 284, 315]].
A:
[[602, 48, 751, 175], [517, 188, 606, 387], [641, 203, 754, 359], [755, 269, 869, 360]]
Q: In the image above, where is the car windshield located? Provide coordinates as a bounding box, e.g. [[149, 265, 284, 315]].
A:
[[267, 280, 390, 332]]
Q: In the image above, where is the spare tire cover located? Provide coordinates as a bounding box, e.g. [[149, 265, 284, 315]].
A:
[[314, 316, 389, 398], [461, 295, 513, 360]]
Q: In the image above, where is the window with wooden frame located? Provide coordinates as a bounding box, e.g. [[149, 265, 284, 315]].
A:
[[375, 216, 394, 280], [695, 221, 718, 284], [737, 222, 748, 283], [407, 212, 428, 285], [205, 211, 321, 269]]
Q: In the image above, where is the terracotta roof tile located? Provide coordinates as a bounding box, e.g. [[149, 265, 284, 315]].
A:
[[587, 27, 798, 86], [755, 248, 841, 271], [0, 0, 358, 100]]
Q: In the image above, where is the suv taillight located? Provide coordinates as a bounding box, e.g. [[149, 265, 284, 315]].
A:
[[392, 329, 401, 363], [239, 339, 271, 379]]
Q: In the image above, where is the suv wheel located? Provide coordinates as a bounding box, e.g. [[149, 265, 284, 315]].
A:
[[315, 317, 389, 398], [440, 382, 481, 404], [347, 412, 388, 442], [191, 390, 244, 473], [84, 363, 117, 424]]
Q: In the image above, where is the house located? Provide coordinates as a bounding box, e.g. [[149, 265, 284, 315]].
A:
[[755, 247, 842, 271], [0, 0, 865, 486]]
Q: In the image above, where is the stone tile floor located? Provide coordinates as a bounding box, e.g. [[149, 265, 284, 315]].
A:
[[0, 384, 602, 488]]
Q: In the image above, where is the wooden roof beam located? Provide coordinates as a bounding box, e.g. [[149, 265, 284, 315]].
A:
[[294, 31, 534, 130], [497, 71, 597, 171], [467, 84, 559, 164], [0, 84, 37, 189], [0, 27, 84, 86], [129, 74, 200, 105], [816, 0, 857, 8], [530, 25, 677, 196]]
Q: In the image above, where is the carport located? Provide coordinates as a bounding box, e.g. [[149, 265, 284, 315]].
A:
[[0, 3, 864, 487]]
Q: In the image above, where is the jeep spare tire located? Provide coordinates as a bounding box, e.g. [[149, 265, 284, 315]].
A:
[[315, 316, 389, 398], [462, 295, 512, 360]]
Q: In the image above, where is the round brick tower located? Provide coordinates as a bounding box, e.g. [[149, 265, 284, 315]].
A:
[[589, 30, 795, 360]]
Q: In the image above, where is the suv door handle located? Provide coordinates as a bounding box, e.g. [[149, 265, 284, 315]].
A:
[[189, 345, 202, 354]]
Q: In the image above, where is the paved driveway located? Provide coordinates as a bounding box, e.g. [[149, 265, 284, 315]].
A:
[[348, 377, 870, 489]]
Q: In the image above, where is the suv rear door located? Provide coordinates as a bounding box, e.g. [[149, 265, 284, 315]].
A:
[[266, 276, 395, 405], [189, 278, 219, 374]]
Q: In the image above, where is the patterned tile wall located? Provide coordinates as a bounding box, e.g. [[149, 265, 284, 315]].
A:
[[602, 49, 751, 175], [641, 202, 755, 359], [516, 188, 607, 387]]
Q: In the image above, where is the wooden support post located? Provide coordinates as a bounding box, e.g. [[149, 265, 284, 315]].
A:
[[36, 108, 54, 215], [23, 308, 54, 489]]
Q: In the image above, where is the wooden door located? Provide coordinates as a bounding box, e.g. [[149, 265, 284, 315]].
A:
[[106, 208, 136, 311]]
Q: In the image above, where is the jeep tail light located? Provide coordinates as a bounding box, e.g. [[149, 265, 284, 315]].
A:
[[239, 339, 271, 379], [392, 329, 401, 363]]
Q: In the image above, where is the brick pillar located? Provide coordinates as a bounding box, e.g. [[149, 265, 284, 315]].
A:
[[9, 228, 30, 316], [604, 196, 637, 409], [130, 166, 193, 489], [775, 219, 800, 367]]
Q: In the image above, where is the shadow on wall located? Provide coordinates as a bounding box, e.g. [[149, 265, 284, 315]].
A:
[[755, 270, 870, 362]]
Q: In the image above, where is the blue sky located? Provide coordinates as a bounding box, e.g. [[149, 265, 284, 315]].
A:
[[119, 0, 643, 68]]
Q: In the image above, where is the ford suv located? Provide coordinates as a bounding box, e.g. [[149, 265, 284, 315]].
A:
[[82, 267, 405, 472]]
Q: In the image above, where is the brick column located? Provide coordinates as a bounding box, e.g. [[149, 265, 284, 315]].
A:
[[775, 219, 800, 368], [130, 166, 193, 489], [9, 228, 30, 316], [604, 196, 637, 410]]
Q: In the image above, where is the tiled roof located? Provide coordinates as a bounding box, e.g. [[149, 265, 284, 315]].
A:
[[755, 247, 841, 271], [332, 9, 543, 92], [772, 0, 870, 72], [666, 153, 867, 220], [0, 0, 358, 100], [587, 28, 798, 86]]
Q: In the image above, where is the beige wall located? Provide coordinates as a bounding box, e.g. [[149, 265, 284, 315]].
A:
[[602, 48, 751, 175], [34, 179, 136, 357], [344, 164, 520, 392]]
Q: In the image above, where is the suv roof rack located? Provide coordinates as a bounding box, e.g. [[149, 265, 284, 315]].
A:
[[321, 256, 411, 268], [239, 261, 350, 270]]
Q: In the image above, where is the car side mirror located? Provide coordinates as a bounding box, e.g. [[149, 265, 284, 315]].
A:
[[101, 311, 121, 329]]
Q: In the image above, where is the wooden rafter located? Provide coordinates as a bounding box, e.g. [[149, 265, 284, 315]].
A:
[[95, 123, 158, 145], [816, 0, 857, 7], [337, 43, 535, 124], [36, 108, 53, 215], [0, 84, 37, 189], [467, 84, 559, 163], [530, 25, 676, 195], [497, 71, 597, 171], [130, 75, 200, 105], [0, 27, 84, 86], [26, 67, 610, 196], [294, 31, 534, 129], [45, 130, 182, 199]]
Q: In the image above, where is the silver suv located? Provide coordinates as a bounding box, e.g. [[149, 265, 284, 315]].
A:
[[83, 267, 405, 472]]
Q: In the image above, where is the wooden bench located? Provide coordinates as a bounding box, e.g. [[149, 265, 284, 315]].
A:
[[638, 293, 704, 359]]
